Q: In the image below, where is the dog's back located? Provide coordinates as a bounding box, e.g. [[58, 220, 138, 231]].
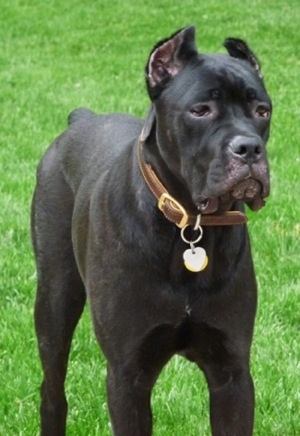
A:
[[35, 108, 143, 196]]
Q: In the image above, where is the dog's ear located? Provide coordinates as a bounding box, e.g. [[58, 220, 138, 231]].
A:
[[140, 105, 156, 141], [223, 38, 262, 78], [146, 26, 198, 100]]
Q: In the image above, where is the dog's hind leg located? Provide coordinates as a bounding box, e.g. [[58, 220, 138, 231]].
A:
[[31, 147, 86, 436]]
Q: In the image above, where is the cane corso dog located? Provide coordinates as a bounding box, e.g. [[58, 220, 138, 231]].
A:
[[31, 26, 272, 435]]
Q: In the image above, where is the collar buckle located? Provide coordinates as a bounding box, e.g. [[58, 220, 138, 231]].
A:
[[158, 192, 189, 228]]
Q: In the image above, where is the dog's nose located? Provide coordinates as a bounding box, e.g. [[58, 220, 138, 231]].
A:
[[229, 136, 263, 163]]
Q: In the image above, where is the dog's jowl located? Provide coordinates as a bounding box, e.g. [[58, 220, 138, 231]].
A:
[[31, 26, 271, 435]]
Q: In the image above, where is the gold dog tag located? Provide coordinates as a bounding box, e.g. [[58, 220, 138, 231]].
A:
[[183, 247, 208, 272]]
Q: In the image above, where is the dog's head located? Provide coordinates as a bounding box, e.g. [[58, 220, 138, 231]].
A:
[[142, 26, 272, 214]]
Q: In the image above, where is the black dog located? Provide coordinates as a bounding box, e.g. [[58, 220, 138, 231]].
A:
[[31, 26, 272, 435]]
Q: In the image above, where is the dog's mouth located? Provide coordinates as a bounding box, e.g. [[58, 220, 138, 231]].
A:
[[230, 177, 266, 210], [197, 197, 219, 214], [197, 178, 266, 214]]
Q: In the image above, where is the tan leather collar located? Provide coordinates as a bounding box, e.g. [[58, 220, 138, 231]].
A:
[[137, 138, 247, 228]]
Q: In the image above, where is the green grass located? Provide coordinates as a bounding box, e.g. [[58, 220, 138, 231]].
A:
[[0, 0, 299, 434]]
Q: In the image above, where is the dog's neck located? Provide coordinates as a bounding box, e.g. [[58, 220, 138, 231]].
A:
[[137, 137, 247, 229]]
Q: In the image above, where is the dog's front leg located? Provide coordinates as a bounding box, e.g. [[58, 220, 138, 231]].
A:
[[205, 366, 254, 436], [105, 363, 156, 436], [97, 320, 175, 436]]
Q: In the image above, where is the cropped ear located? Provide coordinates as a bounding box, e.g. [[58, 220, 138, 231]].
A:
[[140, 105, 156, 141], [146, 26, 198, 100], [223, 38, 262, 78]]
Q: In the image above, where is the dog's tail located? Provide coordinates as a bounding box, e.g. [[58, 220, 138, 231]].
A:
[[67, 107, 96, 125]]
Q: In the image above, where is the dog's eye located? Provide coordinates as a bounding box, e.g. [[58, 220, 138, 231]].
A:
[[255, 105, 270, 119], [190, 105, 211, 117]]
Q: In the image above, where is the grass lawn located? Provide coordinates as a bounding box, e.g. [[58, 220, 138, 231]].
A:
[[0, 0, 299, 434]]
